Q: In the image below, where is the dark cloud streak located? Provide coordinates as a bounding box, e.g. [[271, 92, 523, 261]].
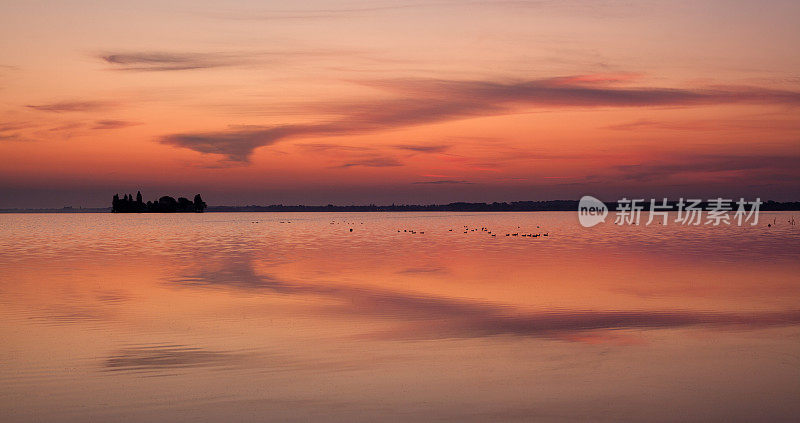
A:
[[413, 180, 473, 185], [98, 49, 352, 72], [100, 52, 249, 71], [338, 156, 403, 168], [393, 144, 451, 153], [614, 154, 800, 182], [368, 78, 800, 107], [26, 101, 116, 113], [160, 125, 315, 163], [159, 77, 800, 163], [92, 120, 141, 130]]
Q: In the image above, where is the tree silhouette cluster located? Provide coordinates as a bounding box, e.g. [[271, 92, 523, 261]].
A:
[[112, 191, 206, 213]]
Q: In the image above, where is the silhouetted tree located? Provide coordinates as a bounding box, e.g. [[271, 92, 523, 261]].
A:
[[156, 196, 177, 212], [111, 190, 207, 213], [193, 194, 207, 213], [177, 197, 193, 212]]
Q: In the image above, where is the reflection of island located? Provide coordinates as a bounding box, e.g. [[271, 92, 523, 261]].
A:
[[112, 191, 206, 213]]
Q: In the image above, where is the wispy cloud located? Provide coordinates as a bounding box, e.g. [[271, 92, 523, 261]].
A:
[[614, 153, 800, 182], [397, 266, 448, 274], [367, 78, 800, 108], [338, 156, 403, 168], [161, 126, 309, 163], [413, 180, 473, 184], [0, 121, 44, 142], [98, 49, 350, 72], [393, 144, 451, 153], [0, 133, 25, 142], [159, 76, 800, 163], [92, 120, 141, 130], [604, 117, 800, 132], [158, 98, 494, 162], [299, 143, 452, 169], [26, 101, 116, 113], [0, 121, 35, 132], [99, 52, 252, 72], [0, 119, 92, 142], [212, 1, 646, 21], [210, 2, 434, 20], [606, 118, 691, 131], [297, 143, 373, 153], [46, 122, 84, 132]]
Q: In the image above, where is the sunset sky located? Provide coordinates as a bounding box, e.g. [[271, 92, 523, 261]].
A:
[[1, 0, 799, 208]]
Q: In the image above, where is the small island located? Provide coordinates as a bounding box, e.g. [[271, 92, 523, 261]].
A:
[[112, 191, 207, 213]]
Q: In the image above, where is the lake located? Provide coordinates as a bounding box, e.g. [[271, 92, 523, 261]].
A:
[[1, 212, 798, 422]]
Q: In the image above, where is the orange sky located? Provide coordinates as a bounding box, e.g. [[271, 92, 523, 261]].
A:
[[1, 0, 799, 207]]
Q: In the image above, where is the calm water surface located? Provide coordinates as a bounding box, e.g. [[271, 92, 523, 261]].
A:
[[1, 212, 799, 422]]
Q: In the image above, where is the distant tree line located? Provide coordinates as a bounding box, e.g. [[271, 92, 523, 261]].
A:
[[207, 201, 583, 212], [112, 191, 207, 213], [205, 200, 800, 212], [206, 201, 576, 212], [3, 199, 798, 214]]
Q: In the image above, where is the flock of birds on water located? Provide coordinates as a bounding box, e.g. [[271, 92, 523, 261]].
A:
[[249, 215, 798, 233], [249, 219, 551, 238], [425, 225, 548, 238], [446, 226, 549, 238], [249, 215, 797, 236]]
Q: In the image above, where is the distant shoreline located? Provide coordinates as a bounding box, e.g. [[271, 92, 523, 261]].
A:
[[2, 200, 800, 213]]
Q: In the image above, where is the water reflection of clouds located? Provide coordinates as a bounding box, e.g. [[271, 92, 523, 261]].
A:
[[102, 343, 398, 375], [29, 307, 107, 325], [173, 259, 298, 293], [169, 255, 800, 341], [17, 290, 130, 327], [104, 345, 252, 373]]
